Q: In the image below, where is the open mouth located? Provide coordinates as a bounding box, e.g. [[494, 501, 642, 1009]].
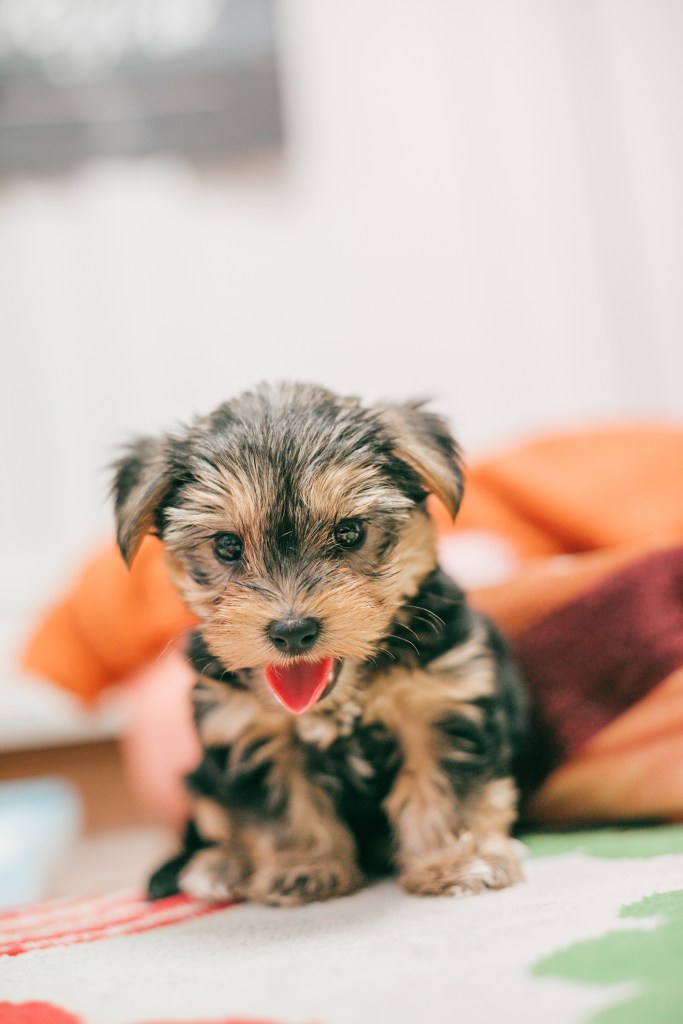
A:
[[263, 657, 340, 714]]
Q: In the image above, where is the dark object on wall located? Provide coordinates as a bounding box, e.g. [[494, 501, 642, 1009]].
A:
[[0, 0, 282, 174]]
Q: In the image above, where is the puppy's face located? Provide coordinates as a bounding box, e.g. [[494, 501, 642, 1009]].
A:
[[113, 384, 462, 712]]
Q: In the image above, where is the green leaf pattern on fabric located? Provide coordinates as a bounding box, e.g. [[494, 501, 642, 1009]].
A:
[[534, 889, 683, 1023], [522, 824, 683, 860], [528, 826, 683, 1023]]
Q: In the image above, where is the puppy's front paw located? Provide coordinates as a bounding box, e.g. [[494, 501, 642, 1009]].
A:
[[399, 834, 523, 898], [179, 845, 249, 903], [245, 857, 364, 907]]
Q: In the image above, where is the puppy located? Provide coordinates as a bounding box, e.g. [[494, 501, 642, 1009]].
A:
[[113, 383, 526, 906]]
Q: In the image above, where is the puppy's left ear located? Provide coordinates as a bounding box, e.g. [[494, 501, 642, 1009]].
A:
[[377, 401, 464, 519], [111, 436, 174, 566]]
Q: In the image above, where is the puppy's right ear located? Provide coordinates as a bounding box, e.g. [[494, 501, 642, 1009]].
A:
[[112, 437, 173, 567]]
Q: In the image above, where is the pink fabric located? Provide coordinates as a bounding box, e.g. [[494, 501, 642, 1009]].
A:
[[122, 650, 199, 826]]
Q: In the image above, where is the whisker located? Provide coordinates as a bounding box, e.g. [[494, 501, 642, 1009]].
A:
[[153, 632, 186, 664], [403, 603, 446, 629], [386, 633, 419, 657], [397, 621, 421, 643], [406, 613, 440, 635], [367, 645, 397, 666]]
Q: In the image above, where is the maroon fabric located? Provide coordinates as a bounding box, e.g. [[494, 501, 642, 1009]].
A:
[[515, 545, 683, 789]]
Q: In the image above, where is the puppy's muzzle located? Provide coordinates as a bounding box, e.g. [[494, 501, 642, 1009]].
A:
[[267, 616, 321, 655]]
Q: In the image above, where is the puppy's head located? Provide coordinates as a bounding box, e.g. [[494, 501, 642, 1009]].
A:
[[112, 383, 462, 713]]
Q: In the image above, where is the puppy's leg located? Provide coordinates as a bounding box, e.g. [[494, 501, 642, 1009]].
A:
[[176, 797, 250, 903], [179, 845, 250, 903], [241, 750, 363, 907], [369, 646, 523, 898], [147, 818, 218, 901], [390, 774, 522, 897], [176, 733, 362, 907]]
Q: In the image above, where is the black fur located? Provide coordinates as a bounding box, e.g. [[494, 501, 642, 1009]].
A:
[[147, 819, 211, 900], [187, 631, 247, 690], [372, 567, 473, 669], [186, 743, 288, 819]]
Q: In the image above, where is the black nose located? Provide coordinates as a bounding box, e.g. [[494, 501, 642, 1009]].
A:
[[268, 617, 321, 654]]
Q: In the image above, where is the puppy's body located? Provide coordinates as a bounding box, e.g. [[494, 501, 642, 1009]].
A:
[[113, 383, 526, 905]]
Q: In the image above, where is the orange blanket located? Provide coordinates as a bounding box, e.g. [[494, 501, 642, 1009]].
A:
[[22, 424, 683, 824]]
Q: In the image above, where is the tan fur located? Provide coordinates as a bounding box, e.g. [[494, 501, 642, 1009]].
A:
[[426, 629, 497, 701], [467, 777, 520, 836], [385, 756, 461, 860], [190, 730, 363, 907], [117, 440, 173, 565], [303, 461, 411, 522], [192, 797, 233, 843], [188, 681, 363, 906], [397, 830, 523, 897], [362, 655, 521, 897], [240, 773, 363, 907], [362, 639, 495, 731], [380, 510, 438, 610], [180, 844, 249, 902], [385, 756, 522, 897], [377, 404, 463, 517], [197, 689, 265, 747]]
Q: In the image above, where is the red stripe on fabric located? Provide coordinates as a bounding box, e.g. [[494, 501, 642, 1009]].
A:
[[0, 895, 233, 958], [0, 894, 152, 942], [0, 1009, 295, 1024], [0, 901, 199, 951], [0, 1001, 83, 1023], [0, 894, 196, 940], [0, 891, 137, 926]]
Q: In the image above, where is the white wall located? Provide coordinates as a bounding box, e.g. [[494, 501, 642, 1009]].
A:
[[1, 0, 682, 741]]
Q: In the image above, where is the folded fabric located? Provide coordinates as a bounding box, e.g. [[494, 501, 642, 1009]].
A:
[[21, 424, 683, 825], [509, 546, 683, 820], [526, 666, 683, 824]]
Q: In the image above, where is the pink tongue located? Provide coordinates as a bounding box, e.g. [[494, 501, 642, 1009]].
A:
[[264, 658, 334, 714]]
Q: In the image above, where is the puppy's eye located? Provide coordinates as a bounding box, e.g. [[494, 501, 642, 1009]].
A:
[[333, 519, 365, 550], [214, 532, 243, 564]]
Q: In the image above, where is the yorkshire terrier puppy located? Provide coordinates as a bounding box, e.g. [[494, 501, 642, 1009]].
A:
[[113, 383, 526, 906]]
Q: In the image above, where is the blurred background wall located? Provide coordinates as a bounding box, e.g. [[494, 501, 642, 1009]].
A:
[[1, 0, 682, 746]]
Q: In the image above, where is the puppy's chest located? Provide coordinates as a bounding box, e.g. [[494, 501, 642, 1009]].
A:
[[298, 709, 402, 805], [305, 727, 401, 807]]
